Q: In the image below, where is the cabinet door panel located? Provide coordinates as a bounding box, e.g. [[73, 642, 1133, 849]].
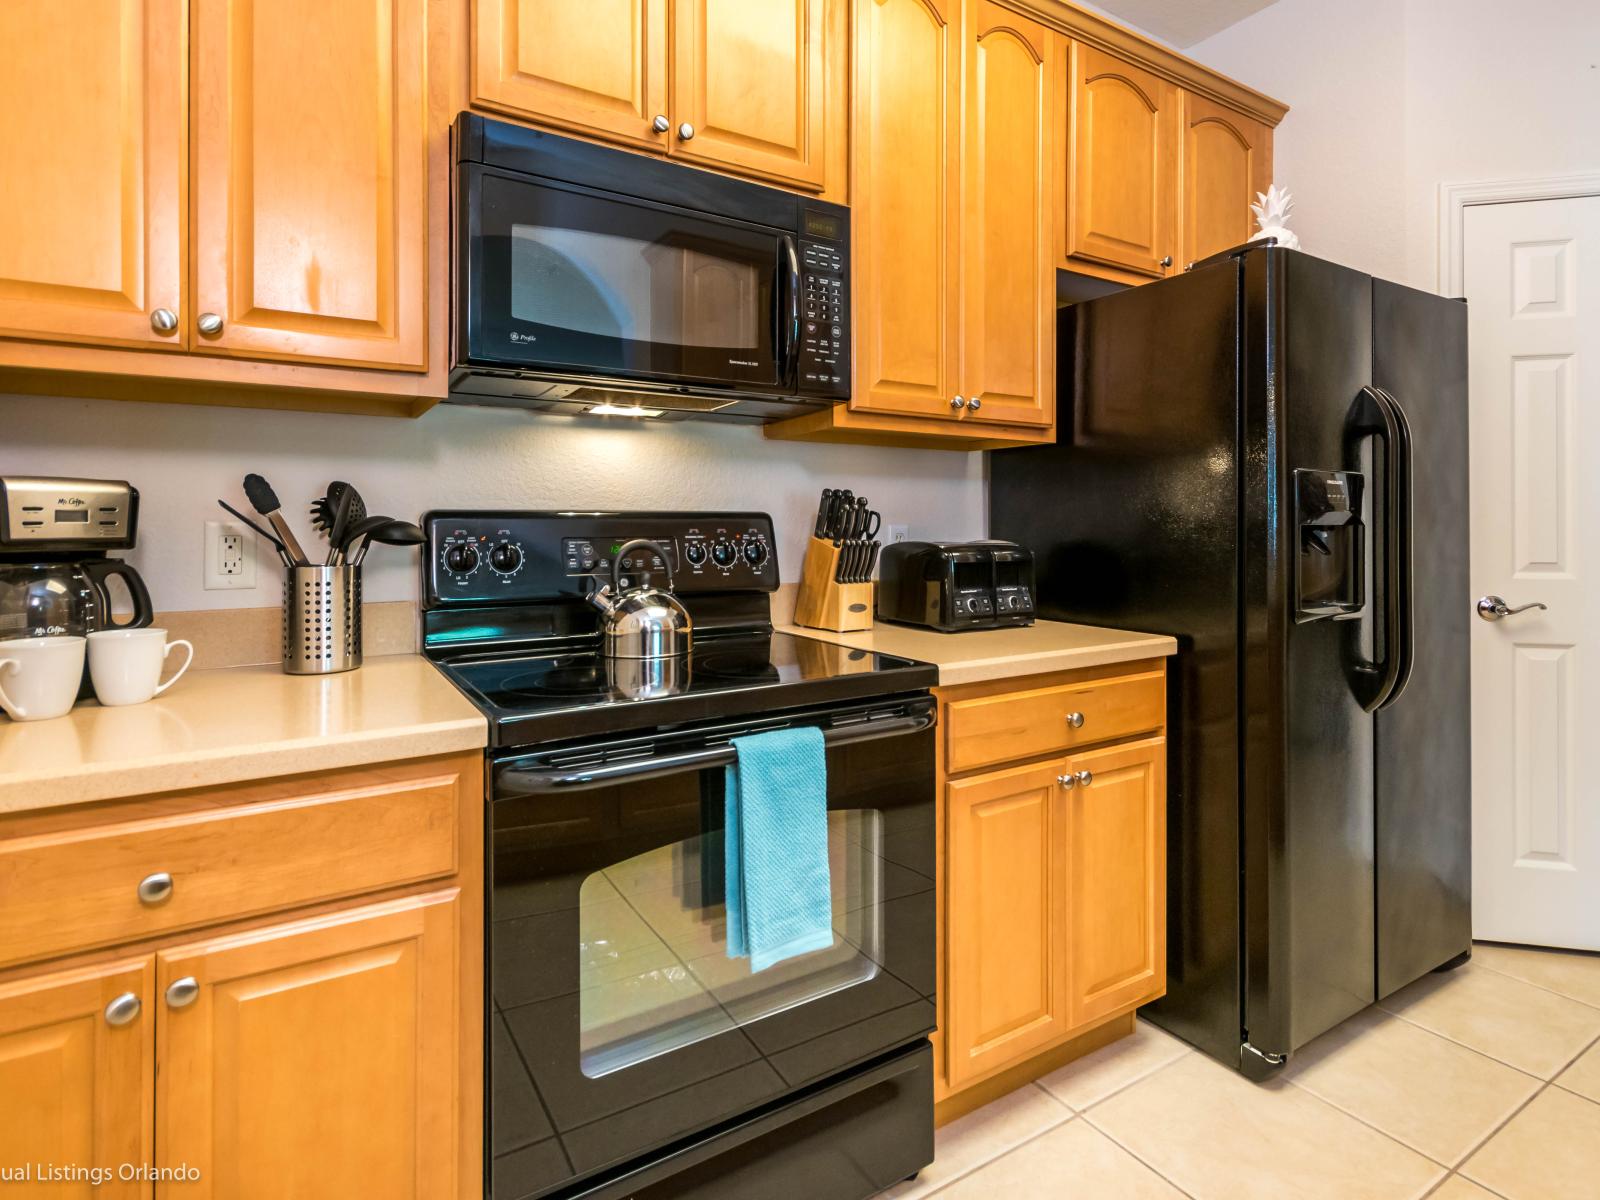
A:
[[192, 0, 428, 368], [1182, 93, 1271, 265], [960, 4, 1055, 427], [156, 892, 458, 1200], [1068, 739, 1166, 1026], [849, 0, 960, 420], [1065, 43, 1176, 278], [672, 0, 828, 190], [0, 958, 153, 1197], [946, 761, 1070, 1086], [473, 0, 669, 152], [0, 0, 184, 349]]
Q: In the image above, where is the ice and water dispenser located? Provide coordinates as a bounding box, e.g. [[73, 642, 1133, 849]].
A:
[[1294, 468, 1365, 622]]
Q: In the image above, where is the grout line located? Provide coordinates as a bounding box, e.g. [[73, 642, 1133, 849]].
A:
[[1066, 1047, 1194, 1116], [1452, 1079, 1549, 1180], [897, 1107, 1079, 1199], [1079, 1110, 1199, 1199], [1279, 1074, 1455, 1169], [1375, 1002, 1584, 1081], [1468, 954, 1600, 1012]]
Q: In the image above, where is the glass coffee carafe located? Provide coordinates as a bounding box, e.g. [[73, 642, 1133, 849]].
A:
[[0, 558, 153, 697]]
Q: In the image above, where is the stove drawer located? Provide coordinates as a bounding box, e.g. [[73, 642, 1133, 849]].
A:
[[0, 759, 464, 969], [944, 666, 1165, 774]]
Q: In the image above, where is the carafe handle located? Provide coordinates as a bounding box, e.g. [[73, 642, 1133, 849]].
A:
[[83, 560, 154, 629]]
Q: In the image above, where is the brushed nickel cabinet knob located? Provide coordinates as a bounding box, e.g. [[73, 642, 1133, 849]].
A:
[[1057, 774, 1077, 789], [105, 992, 141, 1027], [137, 872, 173, 905], [1065, 711, 1085, 729], [652, 114, 670, 133], [150, 308, 178, 335], [677, 122, 696, 141], [165, 977, 200, 1009], [197, 312, 224, 336], [950, 396, 966, 410]]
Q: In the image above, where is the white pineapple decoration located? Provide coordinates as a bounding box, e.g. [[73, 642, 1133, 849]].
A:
[[1250, 185, 1301, 251]]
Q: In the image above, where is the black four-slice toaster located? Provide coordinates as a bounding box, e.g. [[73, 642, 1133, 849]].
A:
[[875, 540, 1035, 631]]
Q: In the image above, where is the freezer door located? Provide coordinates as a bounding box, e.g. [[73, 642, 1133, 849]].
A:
[[1240, 250, 1377, 1065], [1371, 280, 1472, 997]]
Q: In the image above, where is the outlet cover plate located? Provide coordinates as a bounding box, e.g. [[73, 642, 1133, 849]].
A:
[[205, 519, 258, 591]]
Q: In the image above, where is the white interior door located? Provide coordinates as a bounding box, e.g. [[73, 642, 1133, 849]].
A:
[[1465, 194, 1600, 950]]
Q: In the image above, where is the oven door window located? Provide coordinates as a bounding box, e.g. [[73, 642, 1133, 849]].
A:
[[470, 170, 782, 389], [578, 808, 884, 1079]]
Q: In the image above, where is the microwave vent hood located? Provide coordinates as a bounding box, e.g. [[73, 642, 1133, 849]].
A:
[[444, 371, 817, 424]]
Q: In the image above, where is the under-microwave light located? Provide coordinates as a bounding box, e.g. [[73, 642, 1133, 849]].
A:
[[586, 402, 665, 418]]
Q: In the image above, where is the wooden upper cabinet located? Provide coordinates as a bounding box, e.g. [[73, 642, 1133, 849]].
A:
[[0, 0, 184, 350], [1067, 738, 1166, 1026], [1181, 92, 1271, 266], [850, 0, 960, 421], [0, 958, 153, 1197], [672, 0, 829, 191], [1064, 42, 1178, 279], [156, 892, 459, 1199], [945, 759, 1071, 1086], [959, 4, 1056, 428], [191, 0, 428, 369], [473, 0, 670, 152]]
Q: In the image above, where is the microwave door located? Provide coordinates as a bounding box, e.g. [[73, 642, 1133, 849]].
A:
[[466, 169, 784, 392]]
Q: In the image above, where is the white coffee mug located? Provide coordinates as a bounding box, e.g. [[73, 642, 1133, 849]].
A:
[[0, 635, 87, 722], [88, 628, 194, 707]]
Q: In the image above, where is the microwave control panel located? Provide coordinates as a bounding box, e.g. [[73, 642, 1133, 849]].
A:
[[798, 203, 850, 398]]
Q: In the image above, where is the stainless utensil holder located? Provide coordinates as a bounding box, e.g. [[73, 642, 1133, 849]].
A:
[[283, 565, 361, 675]]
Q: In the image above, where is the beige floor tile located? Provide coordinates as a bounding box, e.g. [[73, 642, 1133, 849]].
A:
[[1036, 1018, 1192, 1111], [1472, 942, 1600, 1008], [881, 1085, 1070, 1200], [1428, 1176, 1503, 1200], [938, 1118, 1186, 1198], [1088, 1052, 1444, 1200], [1379, 963, 1600, 1078], [1461, 1086, 1600, 1200], [1554, 1038, 1600, 1104], [1285, 1007, 1541, 1165]]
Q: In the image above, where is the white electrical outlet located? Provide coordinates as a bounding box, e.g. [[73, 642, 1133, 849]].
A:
[[888, 525, 910, 544], [204, 520, 258, 591]]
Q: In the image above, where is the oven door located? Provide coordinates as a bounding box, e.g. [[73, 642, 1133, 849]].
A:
[[487, 696, 936, 1200], [461, 164, 795, 394]]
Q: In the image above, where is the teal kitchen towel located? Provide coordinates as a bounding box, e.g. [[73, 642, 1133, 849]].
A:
[[725, 726, 833, 972]]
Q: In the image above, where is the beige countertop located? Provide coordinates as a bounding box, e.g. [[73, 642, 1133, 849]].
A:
[[0, 654, 487, 815], [780, 618, 1176, 687]]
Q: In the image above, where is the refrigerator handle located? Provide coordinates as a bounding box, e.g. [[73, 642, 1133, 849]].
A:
[[1345, 386, 1414, 712]]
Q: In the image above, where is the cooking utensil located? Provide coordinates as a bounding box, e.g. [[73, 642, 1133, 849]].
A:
[[325, 488, 353, 565], [309, 481, 367, 547], [216, 499, 291, 567], [242, 474, 308, 566], [348, 519, 424, 566]]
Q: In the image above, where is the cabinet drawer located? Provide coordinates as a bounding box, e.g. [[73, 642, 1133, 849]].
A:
[[945, 669, 1164, 774], [0, 767, 462, 969]]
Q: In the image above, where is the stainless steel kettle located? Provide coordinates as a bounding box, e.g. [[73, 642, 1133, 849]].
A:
[[587, 539, 692, 659]]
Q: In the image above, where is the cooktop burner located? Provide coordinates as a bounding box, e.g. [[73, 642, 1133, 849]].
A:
[[436, 630, 934, 748]]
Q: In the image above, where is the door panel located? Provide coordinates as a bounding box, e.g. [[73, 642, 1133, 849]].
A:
[[1465, 196, 1600, 950], [959, 3, 1055, 428], [0, 958, 153, 1197], [672, 0, 828, 191], [945, 760, 1069, 1085], [1181, 93, 1270, 265], [192, 0, 428, 368], [1067, 739, 1166, 1025], [1065, 43, 1176, 279], [0, 0, 184, 349], [472, 0, 670, 153], [849, 0, 960, 420], [156, 893, 459, 1199]]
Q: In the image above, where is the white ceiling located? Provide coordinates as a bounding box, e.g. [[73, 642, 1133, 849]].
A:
[[1081, 0, 1281, 47]]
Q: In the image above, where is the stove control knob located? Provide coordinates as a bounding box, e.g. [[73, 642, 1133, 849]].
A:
[[489, 542, 522, 574], [444, 543, 479, 574], [711, 539, 737, 568], [742, 539, 768, 568], [684, 541, 708, 566]]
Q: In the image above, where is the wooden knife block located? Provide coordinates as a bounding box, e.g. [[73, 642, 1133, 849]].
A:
[[793, 536, 875, 633]]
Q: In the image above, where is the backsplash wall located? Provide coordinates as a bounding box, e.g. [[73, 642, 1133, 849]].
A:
[[1, 393, 986, 612]]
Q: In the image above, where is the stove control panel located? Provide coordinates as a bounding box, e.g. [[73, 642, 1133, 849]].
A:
[[423, 511, 779, 606]]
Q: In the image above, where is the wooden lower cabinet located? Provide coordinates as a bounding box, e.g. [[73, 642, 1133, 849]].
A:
[[0, 958, 154, 1197], [0, 752, 482, 1198], [157, 892, 460, 1199], [936, 662, 1168, 1109]]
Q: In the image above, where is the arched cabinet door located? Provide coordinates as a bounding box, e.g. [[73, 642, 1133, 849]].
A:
[[1182, 92, 1272, 265], [1064, 43, 1178, 279]]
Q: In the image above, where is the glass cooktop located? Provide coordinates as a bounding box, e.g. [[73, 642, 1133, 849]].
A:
[[435, 630, 937, 748]]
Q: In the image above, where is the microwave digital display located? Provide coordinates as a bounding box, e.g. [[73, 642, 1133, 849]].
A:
[[803, 211, 842, 240]]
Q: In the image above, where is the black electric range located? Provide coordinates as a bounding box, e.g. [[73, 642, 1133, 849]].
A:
[[422, 511, 938, 1200]]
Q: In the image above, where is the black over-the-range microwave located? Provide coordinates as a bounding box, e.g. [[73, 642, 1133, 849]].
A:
[[450, 113, 851, 423]]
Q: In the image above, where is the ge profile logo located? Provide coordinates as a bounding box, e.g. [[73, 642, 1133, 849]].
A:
[[509, 331, 538, 344]]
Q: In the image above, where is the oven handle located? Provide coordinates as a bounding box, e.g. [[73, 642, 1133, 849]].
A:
[[496, 707, 936, 796]]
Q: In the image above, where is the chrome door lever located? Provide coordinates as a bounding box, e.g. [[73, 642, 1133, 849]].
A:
[[1476, 595, 1548, 622]]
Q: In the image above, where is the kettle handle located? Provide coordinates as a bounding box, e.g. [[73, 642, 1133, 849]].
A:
[[612, 540, 675, 594], [83, 560, 154, 629]]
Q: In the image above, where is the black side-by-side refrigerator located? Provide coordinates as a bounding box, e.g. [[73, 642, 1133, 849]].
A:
[[990, 244, 1471, 1079]]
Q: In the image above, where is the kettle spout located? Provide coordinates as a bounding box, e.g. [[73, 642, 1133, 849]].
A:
[[586, 583, 617, 616]]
